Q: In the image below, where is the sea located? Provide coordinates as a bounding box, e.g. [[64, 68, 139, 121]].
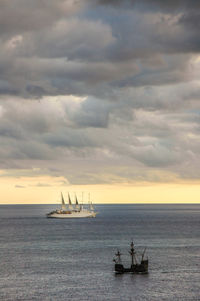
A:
[[0, 204, 199, 301]]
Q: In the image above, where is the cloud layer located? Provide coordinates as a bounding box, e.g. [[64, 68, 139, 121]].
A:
[[0, 0, 200, 184]]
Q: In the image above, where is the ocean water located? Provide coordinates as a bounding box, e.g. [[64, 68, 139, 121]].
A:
[[0, 204, 199, 301]]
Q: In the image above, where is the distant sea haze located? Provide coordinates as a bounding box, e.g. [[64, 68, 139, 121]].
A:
[[0, 204, 199, 300]]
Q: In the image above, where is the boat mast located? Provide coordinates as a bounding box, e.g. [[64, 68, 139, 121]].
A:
[[129, 242, 137, 265], [141, 248, 146, 261], [115, 250, 122, 264]]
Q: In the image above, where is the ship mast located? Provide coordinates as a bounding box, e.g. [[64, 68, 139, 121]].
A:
[[129, 242, 137, 265], [141, 248, 146, 261], [114, 250, 122, 264]]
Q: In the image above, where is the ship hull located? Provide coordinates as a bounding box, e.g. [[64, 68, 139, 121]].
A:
[[115, 260, 148, 274], [47, 211, 97, 218]]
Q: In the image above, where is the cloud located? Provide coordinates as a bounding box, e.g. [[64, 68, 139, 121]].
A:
[[0, 0, 199, 99], [15, 185, 26, 188], [96, 0, 200, 11], [0, 86, 200, 184], [0, 0, 84, 36], [0, 0, 200, 185], [33, 183, 52, 187]]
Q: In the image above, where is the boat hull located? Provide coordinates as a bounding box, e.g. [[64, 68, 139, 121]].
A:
[[47, 211, 97, 218], [115, 260, 148, 274]]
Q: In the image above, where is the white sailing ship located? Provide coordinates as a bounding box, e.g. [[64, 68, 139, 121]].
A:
[[47, 193, 97, 218]]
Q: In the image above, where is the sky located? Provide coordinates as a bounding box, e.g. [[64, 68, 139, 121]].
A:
[[1, 0, 200, 204]]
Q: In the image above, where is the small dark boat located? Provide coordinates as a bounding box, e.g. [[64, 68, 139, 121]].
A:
[[113, 242, 148, 274]]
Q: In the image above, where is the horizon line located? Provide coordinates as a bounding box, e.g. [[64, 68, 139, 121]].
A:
[[0, 202, 200, 205]]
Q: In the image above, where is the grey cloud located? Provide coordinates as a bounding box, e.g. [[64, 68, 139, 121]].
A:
[[131, 144, 181, 167], [179, 12, 200, 30], [1, 1, 200, 184], [0, 0, 84, 36], [0, 80, 18, 95], [96, 0, 200, 11], [0, 115, 24, 139], [112, 55, 190, 88], [30, 19, 115, 60], [26, 85, 46, 98], [17, 141, 54, 160], [44, 130, 96, 148], [0, 2, 198, 100], [67, 97, 112, 128]]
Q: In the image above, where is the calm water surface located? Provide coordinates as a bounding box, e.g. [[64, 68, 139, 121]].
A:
[[0, 204, 199, 301]]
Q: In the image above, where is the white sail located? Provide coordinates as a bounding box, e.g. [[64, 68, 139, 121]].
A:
[[68, 193, 74, 210], [61, 192, 67, 211], [75, 195, 80, 211]]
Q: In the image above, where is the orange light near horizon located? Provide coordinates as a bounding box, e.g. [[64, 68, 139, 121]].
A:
[[0, 175, 200, 204]]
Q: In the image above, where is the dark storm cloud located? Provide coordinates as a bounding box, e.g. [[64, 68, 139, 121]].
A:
[[26, 85, 46, 98], [179, 12, 200, 29], [1, 0, 200, 99], [177, 12, 200, 54], [96, 0, 200, 11]]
